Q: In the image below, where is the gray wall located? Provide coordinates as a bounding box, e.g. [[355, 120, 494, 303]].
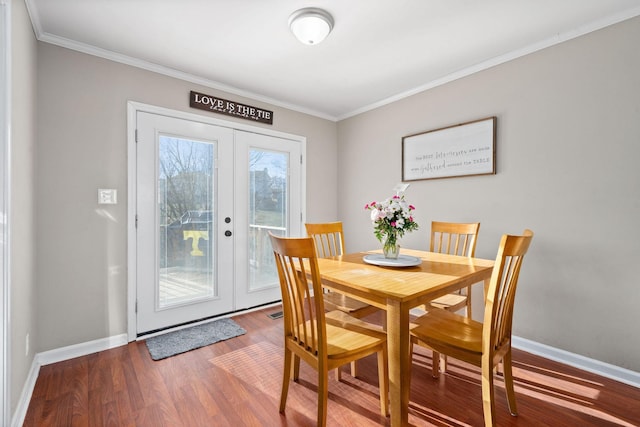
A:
[[10, 0, 38, 415], [35, 44, 338, 351], [337, 16, 640, 371]]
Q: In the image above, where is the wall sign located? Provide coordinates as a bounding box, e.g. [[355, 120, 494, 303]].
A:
[[190, 90, 274, 125], [402, 117, 496, 181]]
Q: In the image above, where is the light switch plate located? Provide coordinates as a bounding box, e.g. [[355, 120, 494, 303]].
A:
[[98, 189, 117, 204]]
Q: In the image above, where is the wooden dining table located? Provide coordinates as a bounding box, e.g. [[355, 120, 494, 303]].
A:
[[314, 248, 494, 427]]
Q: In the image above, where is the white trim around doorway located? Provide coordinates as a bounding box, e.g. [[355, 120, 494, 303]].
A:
[[1, 1, 11, 426], [126, 101, 306, 342]]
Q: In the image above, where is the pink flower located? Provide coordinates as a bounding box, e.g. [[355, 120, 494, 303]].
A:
[[409, 205, 415, 210]]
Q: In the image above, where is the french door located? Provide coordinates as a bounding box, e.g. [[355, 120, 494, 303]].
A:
[[134, 110, 302, 335], [233, 130, 302, 309]]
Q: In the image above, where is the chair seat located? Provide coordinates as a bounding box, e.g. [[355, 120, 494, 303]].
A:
[[411, 308, 482, 355], [323, 292, 379, 317], [325, 309, 385, 380], [325, 310, 386, 337], [429, 293, 467, 310], [290, 316, 385, 360], [325, 323, 386, 358]]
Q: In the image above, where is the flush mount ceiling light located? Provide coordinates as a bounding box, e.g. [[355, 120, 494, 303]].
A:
[[288, 7, 334, 45]]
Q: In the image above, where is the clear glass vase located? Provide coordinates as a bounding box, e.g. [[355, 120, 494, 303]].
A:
[[382, 235, 400, 259]]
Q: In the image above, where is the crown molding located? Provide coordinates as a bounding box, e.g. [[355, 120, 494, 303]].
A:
[[22, 1, 640, 122], [337, 5, 640, 120], [41, 32, 338, 121], [23, 0, 337, 121]]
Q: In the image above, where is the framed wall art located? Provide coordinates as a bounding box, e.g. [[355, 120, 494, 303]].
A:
[[402, 116, 496, 181]]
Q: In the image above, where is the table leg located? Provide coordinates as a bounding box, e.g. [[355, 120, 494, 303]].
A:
[[386, 299, 410, 426]]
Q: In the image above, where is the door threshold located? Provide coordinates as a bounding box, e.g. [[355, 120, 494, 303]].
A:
[[136, 300, 282, 340]]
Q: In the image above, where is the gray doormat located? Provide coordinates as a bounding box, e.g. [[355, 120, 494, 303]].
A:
[[145, 318, 246, 361]]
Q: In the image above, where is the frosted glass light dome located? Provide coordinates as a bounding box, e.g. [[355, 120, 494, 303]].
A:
[[288, 8, 334, 45]]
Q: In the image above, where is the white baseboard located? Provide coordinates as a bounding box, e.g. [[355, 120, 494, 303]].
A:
[[10, 356, 40, 427], [11, 332, 639, 426], [36, 333, 128, 366], [512, 336, 640, 389]]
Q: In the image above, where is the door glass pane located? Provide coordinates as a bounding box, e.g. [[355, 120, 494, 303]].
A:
[[249, 149, 288, 291], [158, 136, 216, 308]]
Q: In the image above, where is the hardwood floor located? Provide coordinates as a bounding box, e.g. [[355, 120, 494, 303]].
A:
[[23, 307, 640, 426]]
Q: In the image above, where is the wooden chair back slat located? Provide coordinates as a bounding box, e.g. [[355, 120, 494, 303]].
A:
[[430, 221, 480, 257], [305, 222, 345, 257]]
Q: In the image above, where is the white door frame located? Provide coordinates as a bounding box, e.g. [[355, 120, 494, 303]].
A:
[[0, 1, 10, 425], [127, 101, 306, 341]]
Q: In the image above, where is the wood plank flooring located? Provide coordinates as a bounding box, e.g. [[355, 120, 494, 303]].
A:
[[23, 307, 640, 426]]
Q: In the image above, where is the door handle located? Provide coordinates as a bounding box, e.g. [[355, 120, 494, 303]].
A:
[[225, 230, 232, 237]]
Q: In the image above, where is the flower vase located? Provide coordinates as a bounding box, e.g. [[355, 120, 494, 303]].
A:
[[383, 235, 400, 259]]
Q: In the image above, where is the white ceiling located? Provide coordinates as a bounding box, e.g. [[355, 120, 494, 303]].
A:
[[26, 0, 640, 121]]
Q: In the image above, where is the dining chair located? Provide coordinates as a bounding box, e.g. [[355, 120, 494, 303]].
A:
[[269, 233, 389, 426], [410, 229, 534, 427], [305, 221, 382, 378], [428, 221, 480, 316], [421, 221, 480, 373]]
